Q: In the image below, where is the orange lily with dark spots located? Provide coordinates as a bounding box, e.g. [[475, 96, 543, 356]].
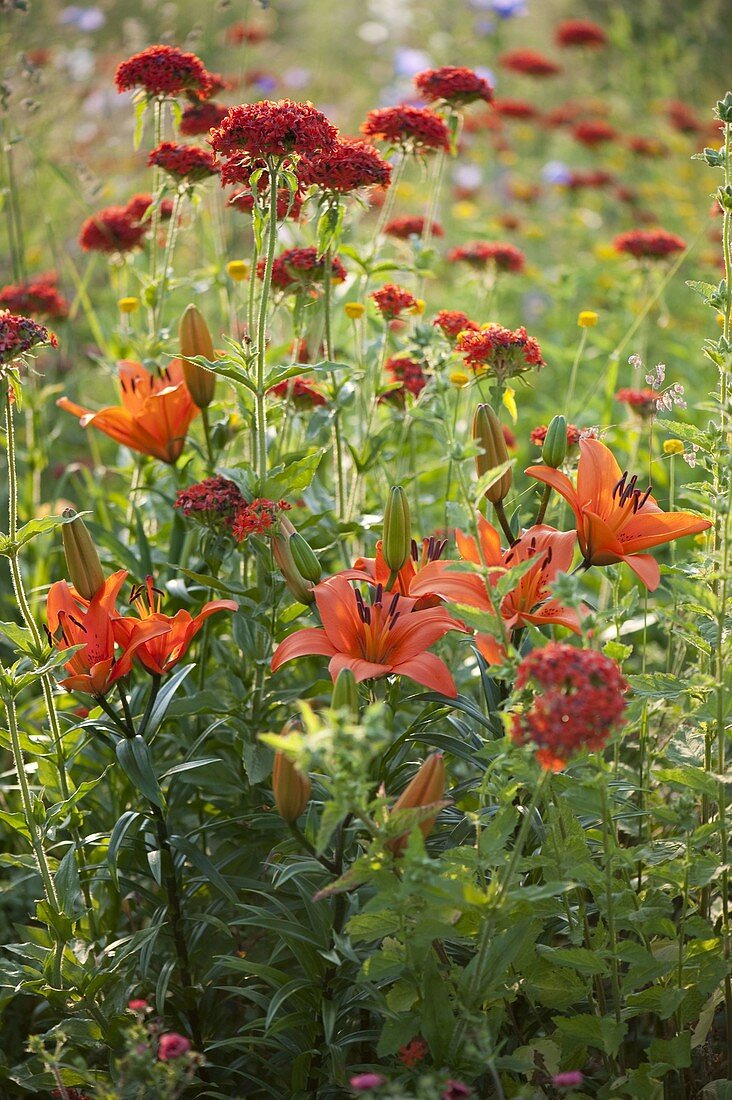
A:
[[57, 359, 199, 464], [47, 570, 170, 695], [340, 536, 488, 610], [271, 574, 466, 696], [526, 436, 711, 591]]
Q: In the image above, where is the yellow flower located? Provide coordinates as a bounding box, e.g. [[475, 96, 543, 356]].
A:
[[663, 439, 684, 456], [453, 201, 478, 220], [502, 385, 517, 423], [411, 298, 426, 316], [344, 302, 365, 320], [395, 182, 415, 200], [226, 260, 250, 281], [718, 313, 726, 328], [594, 243, 617, 262], [118, 296, 139, 314], [449, 369, 470, 388], [578, 310, 598, 328]]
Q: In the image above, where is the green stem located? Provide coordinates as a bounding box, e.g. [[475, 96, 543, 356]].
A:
[[565, 327, 588, 415], [254, 158, 281, 487], [153, 186, 185, 335]]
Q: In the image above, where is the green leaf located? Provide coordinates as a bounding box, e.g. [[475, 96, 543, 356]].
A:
[[474, 460, 513, 509], [169, 834, 237, 903], [54, 844, 85, 919], [145, 664, 194, 738], [553, 1013, 627, 1056], [133, 97, 147, 150], [116, 737, 165, 809], [264, 450, 324, 498], [648, 1033, 692, 1070]]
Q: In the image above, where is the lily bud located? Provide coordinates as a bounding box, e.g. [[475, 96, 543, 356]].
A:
[[61, 509, 105, 600], [473, 403, 512, 504], [289, 531, 321, 585], [272, 750, 311, 823], [542, 414, 568, 469], [387, 752, 446, 855], [331, 667, 359, 719], [382, 485, 411, 574], [271, 517, 315, 605], [179, 303, 216, 408]]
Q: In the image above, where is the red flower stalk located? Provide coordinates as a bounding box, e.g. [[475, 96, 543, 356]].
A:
[[616, 388, 658, 418], [46, 570, 170, 695], [271, 575, 466, 695], [361, 105, 451, 153], [0, 309, 57, 365], [0, 272, 69, 320], [554, 20, 608, 48], [613, 228, 686, 260], [57, 359, 199, 464], [457, 324, 544, 380], [511, 643, 628, 770], [299, 137, 392, 193], [572, 120, 618, 147], [413, 66, 493, 107], [447, 240, 525, 273], [209, 99, 338, 161], [499, 49, 562, 77], [79, 206, 147, 254], [432, 309, 479, 340], [115, 576, 237, 676], [148, 141, 218, 182], [259, 247, 347, 292], [526, 436, 711, 590], [492, 98, 539, 121], [174, 475, 245, 532], [232, 498, 291, 541], [267, 377, 327, 407], [370, 283, 419, 320], [115, 44, 213, 100], [179, 100, 230, 136], [385, 215, 444, 239], [383, 356, 427, 403]]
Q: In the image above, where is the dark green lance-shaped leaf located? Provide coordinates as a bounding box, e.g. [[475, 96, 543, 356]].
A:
[[0, 620, 35, 655], [144, 664, 194, 738], [107, 811, 143, 890], [54, 844, 85, 919], [169, 834, 237, 903], [116, 737, 165, 809], [263, 450, 324, 499]]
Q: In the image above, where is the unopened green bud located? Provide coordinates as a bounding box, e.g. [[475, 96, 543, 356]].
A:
[[179, 303, 216, 407], [273, 749, 310, 823], [472, 404, 512, 504], [382, 485, 411, 574], [61, 509, 105, 600], [289, 531, 321, 585], [271, 518, 315, 605], [331, 667, 359, 719], [542, 414, 568, 469]]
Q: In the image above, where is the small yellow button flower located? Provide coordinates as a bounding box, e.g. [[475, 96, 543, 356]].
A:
[[226, 260, 250, 281], [578, 310, 599, 328], [663, 439, 684, 456], [118, 296, 140, 314], [453, 201, 478, 220], [594, 243, 617, 261], [502, 385, 517, 423], [411, 298, 426, 315], [449, 369, 470, 388], [344, 302, 365, 319]]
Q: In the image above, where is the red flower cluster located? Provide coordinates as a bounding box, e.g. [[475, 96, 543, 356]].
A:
[[232, 498, 291, 541], [627, 135, 667, 157], [399, 1037, 429, 1067], [554, 20, 608, 48], [179, 100, 230, 136], [361, 105, 451, 153], [174, 475, 245, 532], [230, 187, 303, 221], [226, 21, 268, 45], [666, 100, 703, 135], [384, 356, 427, 402], [0, 309, 57, 365], [260, 248, 347, 292], [370, 283, 419, 320], [268, 377, 327, 407], [385, 216, 444, 239], [432, 309, 479, 340], [614, 228, 686, 260], [148, 141, 218, 182], [564, 169, 614, 190], [124, 193, 175, 222], [457, 324, 545, 379], [79, 206, 148, 254], [492, 98, 539, 121], [530, 422, 584, 447], [0, 272, 69, 320], [413, 66, 493, 107], [158, 1033, 191, 1062], [511, 643, 628, 770], [616, 387, 658, 417], [115, 45, 213, 100], [572, 120, 618, 147], [299, 138, 392, 193], [210, 100, 338, 161], [447, 241, 525, 273], [499, 49, 562, 77]]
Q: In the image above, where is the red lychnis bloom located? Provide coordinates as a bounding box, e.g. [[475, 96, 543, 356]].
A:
[[115, 45, 213, 100], [627, 135, 667, 157], [493, 98, 539, 121], [385, 216, 444, 239], [0, 309, 57, 365], [531, 422, 586, 448], [616, 388, 658, 417], [124, 193, 175, 223], [370, 284, 419, 320], [499, 49, 562, 77], [79, 206, 147, 254], [511, 643, 628, 771], [268, 377, 327, 407], [299, 138, 392, 193], [555, 20, 608, 48], [271, 574, 466, 696], [157, 1033, 192, 1061], [232, 499, 291, 541], [115, 576, 237, 677], [433, 309, 479, 340], [210, 99, 338, 161], [174, 475, 245, 532], [361, 105, 451, 153], [413, 66, 493, 107], [526, 436, 711, 590], [666, 100, 703, 135], [457, 324, 544, 379], [229, 187, 304, 222], [572, 120, 618, 147], [260, 247, 347, 292], [47, 571, 170, 696], [148, 141, 218, 182], [179, 100, 230, 136], [383, 356, 428, 403], [0, 273, 69, 320], [447, 241, 525, 273], [399, 1037, 429, 1067], [58, 359, 199, 464], [613, 228, 686, 260]]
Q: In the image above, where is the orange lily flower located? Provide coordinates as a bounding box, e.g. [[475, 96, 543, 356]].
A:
[[114, 576, 238, 676], [47, 570, 170, 695], [340, 536, 488, 609], [271, 574, 466, 696], [526, 436, 711, 591], [454, 517, 583, 663], [57, 359, 199, 464]]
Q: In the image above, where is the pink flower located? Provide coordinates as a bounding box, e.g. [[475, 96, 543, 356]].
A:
[[350, 1074, 388, 1091], [127, 998, 149, 1012], [553, 1071, 584, 1088], [158, 1032, 192, 1061], [442, 1083, 471, 1100]]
